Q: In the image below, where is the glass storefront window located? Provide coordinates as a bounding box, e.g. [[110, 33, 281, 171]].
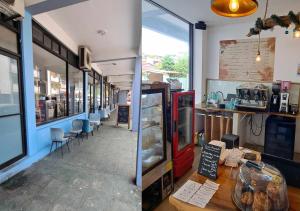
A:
[[95, 77, 101, 110], [88, 74, 94, 113], [0, 24, 25, 169], [142, 0, 192, 90], [33, 43, 67, 124], [68, 64, 84, 115]]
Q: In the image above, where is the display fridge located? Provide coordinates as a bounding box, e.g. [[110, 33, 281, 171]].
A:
[[172, 90, 195, 178], [141, 86, 173, 211]]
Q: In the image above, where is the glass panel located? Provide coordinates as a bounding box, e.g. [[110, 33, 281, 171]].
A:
[[68, 65, 84, 115], [0, 115, 23, 166], [95, 78, 101, 110], [141, 92, 165, 174], [0, 54, 20, 116], [0, 25, 18, 53], [88, 75, 94, 113], [142, 0, 190, 90], [177, 94, 193, 151], [33, 44, 67, 124]]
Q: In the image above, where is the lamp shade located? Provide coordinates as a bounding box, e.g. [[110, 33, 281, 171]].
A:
[[211, 0, 258, 18]]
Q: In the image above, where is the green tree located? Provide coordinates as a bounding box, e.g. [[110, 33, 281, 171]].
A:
[[174, 54, 189, 77], [160, 55, 175, 71]]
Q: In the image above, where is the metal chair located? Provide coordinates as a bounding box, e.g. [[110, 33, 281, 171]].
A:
[[89, 113, 101, 131], [82, 119, 94, 139], [70, 119, 83, 142], [50, 128, 70, 158]]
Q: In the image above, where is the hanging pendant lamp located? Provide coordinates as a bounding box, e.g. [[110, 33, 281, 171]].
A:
[[211, 0, 258, 18]]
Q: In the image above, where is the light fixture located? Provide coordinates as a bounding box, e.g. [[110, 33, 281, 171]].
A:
[[256, 51, 261, 62], [293, 26, 300, 38], [229, 0, 239, 12], [256, 32, 261, 62], [211, 0, 258, 18], [97, 29, 107, 36]]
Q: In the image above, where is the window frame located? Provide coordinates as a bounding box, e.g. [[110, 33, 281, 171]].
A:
[[0, 18, 27, 170], [143, 0, 194, 90], [67, 63, 85, 116], [32, 20, 86, 126]]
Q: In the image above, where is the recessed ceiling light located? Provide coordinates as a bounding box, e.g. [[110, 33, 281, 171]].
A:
[[97, 29, 107, 36]]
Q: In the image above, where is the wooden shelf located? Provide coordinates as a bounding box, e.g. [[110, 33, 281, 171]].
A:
[[195, 104, 300, 118]]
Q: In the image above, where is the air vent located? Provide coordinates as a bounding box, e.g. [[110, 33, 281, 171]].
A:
[[79, 46, 92, 71]]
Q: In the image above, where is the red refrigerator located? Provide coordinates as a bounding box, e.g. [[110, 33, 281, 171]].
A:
[[172, 90, 195, 178]]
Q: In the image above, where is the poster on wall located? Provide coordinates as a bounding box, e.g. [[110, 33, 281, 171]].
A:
[[219, 37, 275, 81]]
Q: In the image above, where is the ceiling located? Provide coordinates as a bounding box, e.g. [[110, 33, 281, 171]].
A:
[[25, 0, 47, 7], [34, 0, 141, 91], [152, 0, 300, 26]]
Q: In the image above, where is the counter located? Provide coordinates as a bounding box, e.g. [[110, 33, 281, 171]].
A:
[[169, 165, 300, 210]]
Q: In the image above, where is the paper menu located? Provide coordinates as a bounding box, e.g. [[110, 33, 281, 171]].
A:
[[173, 180, 220, 208], [173, 180, 202, 202]]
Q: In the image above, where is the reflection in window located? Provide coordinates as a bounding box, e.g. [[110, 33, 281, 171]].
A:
[[68, 65, 84, 115], [33, 44, 67, 124], [88, 74, 94, 113], [0, 54, 20, 116], [95, 77, 101, 110], [142, 0, 191, 90]]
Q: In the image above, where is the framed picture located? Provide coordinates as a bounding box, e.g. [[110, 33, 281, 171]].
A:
[[298, 64, 300, 75]]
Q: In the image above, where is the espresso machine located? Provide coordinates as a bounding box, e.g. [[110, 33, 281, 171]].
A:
[[269, 82, 281, 112], [279, 81, 291, 113], [235, 83, 268, 111]]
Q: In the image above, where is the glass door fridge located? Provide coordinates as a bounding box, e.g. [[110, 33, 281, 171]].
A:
[[141, 87, 173, 210], [141, 88, 166, 175], [172, 90, 195, 178]]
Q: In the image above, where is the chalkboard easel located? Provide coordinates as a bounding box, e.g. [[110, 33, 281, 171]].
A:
[[198, 144, 222, 180], [116, 105, 130, 129]]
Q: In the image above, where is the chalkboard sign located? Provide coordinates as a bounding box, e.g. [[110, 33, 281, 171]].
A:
[[117, 105, 130, 129], [198, 144, 222, 180]]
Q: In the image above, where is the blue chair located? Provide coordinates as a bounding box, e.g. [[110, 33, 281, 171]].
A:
[[50, 128, 70, 157], [89, 113, 101, 131], [70, 119, 83, 142], [82, 119, 94, 139]]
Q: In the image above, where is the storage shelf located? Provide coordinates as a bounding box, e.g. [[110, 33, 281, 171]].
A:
[[142, 104, 160, 110], [142, 124, 161, 130]]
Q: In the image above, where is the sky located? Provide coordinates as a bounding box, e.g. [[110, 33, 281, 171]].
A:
[[142, 27, 189, 56]]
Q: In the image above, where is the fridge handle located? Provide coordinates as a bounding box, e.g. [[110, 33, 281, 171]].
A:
[[174, 120, 177, 133]]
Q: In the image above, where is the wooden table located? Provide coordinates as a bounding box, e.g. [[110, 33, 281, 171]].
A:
[[169, 165, 300, 211]]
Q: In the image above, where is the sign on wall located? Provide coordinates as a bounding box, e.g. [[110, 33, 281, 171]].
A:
[[219, 37, 275, 81]]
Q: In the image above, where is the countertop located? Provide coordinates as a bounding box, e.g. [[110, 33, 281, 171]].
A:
[[169, 165, 300, 210], [195, 104, 300, 118]]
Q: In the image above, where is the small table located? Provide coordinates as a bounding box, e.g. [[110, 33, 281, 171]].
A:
[[169, 165, 300, 210]]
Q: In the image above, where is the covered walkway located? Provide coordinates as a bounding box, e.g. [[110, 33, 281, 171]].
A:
[[0, 117, 140, 211]]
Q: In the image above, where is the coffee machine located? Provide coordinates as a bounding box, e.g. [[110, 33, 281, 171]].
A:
[[269, 82, 281, 112], [279, 81, 291, 113], [235, 83, 268, 111]]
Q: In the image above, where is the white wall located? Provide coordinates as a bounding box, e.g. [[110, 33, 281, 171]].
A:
[[201, 22, 300, 153], [206, 22, 300, 82]]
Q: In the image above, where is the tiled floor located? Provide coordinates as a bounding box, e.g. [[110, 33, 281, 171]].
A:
[[0, 117, 141, 211], [154, 146, 202, 211]]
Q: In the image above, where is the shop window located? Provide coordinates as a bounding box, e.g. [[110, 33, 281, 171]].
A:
[[33, 43, 67, 124], [0, 23, 26, 169], [142, 0, 193, 90], [68, 64, 84, 115], [95, 76, 101, 110], [88, 74, 94, 113], [0, 25, 18, 54]]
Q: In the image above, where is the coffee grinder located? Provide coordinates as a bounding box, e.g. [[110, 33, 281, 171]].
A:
[[279, 81, 291, 113], [270, 81, 281, 112]]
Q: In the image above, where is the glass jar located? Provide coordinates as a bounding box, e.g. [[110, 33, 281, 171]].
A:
[[232, 162, 289, 211]]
